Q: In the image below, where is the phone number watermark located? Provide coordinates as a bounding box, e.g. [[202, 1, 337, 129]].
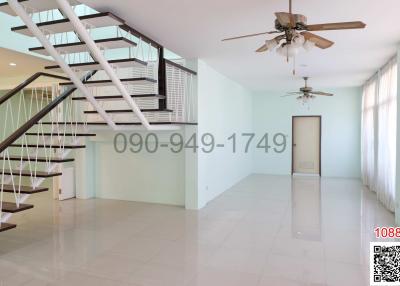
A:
[[113, 132, 288, 154]]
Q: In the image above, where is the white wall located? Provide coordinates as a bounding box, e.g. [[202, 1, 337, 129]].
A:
[[252, 87, 362, 178], [196, 60, 253, 208], [77, 131, 186, 206]]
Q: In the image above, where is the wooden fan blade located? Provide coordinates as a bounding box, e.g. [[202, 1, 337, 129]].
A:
[[306, 21, 366, 31], [256, 44, 268, 53], [275, 12, 296, 27], [301, 32, 334, 49], [222, 31, 277, 41], [310, 91, 333, 96]]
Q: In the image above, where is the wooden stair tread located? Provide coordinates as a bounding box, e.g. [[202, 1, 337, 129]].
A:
[[0, 0, 79, 16], [1, 202, 34, 213], [84, 108, 173, 114], [45, 58, 147, 72], [72, 94, 165, 101], [25, 132, 96, 137], [2, 170, 62, 178], [1, 185, 48, 194], [59, 77, 157, 87], [10, 144, 86, 149], [29, 37, 136, 56], [0, 223, 16, 232], [12, 12, 124, 37], [3, 156, 74, 163]]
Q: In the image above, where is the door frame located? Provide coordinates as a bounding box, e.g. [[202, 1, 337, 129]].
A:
[[291, 115, 322, 176]]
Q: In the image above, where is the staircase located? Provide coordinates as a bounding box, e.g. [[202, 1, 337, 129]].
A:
[[0, 0, 197, 232]]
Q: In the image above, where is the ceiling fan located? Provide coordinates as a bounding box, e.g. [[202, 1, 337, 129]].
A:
[[222, 0, 366, 58], [284, 77, 333, 103]]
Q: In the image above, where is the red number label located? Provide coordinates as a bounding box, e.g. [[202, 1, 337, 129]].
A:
[[375, 227, 400, 238]]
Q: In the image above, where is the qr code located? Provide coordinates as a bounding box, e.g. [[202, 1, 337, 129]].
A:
[[371, 242, 400, 285]]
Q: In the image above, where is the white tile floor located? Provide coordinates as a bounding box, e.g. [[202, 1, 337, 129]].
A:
[[0, 174, 396, 286]]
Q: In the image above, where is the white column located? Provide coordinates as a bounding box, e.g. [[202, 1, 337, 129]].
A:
[[184, 59, 201, 209]]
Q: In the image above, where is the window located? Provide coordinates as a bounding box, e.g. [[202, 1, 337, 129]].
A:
[[361, 58, 397, 211]]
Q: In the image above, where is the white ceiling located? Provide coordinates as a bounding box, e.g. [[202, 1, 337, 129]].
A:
[[0, 47, 58, 89], [0, 47, 53, 77], [85, 1, 399, 90]]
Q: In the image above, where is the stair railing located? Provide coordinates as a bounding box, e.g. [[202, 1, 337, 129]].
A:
[[8, 0, 118, 130], [0, 71, 96, 225], [165, 59, 197, 123]]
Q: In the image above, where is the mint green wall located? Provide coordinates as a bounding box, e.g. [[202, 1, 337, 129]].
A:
[[252, 87, 362, 178], [196, 60, 253, 208], [0, 12, 40, 55], [77, 131, 186, 206]]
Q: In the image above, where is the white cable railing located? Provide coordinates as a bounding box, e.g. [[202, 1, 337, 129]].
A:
[[166, 60, 197, 123], [0, 74, 92, 225]]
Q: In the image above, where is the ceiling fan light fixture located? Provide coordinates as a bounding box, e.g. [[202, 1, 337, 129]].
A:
[[277, 44, 299, 58], [297, 94, 315, 106], [292, 34, 305, 48], [303, 40, 316, 51], [276, 45, 284, 56], [287, 45, 299, 57], [221, 0, 367, 77], [265, 38, 279, 50]]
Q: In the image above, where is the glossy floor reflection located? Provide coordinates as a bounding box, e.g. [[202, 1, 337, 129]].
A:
[[0, 175, 396, 286]]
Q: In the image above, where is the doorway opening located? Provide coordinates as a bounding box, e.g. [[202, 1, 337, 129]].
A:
[[292, 116, 321, 176]]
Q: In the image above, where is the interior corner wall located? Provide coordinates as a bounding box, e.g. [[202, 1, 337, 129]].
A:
[[196, 60, 253, 208], [252, 87, 362, 178], [77, 131, 186, 206], [395, 47, 400, 226]]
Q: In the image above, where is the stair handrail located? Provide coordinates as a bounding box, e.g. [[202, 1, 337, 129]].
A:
[[0, 72, 70, 106], [164, 59, 197, 76], [0, 70, 97, 154]]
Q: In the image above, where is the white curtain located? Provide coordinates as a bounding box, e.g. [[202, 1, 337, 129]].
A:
[[361, 58, 397, 212], [361, 79, 377, 189]]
